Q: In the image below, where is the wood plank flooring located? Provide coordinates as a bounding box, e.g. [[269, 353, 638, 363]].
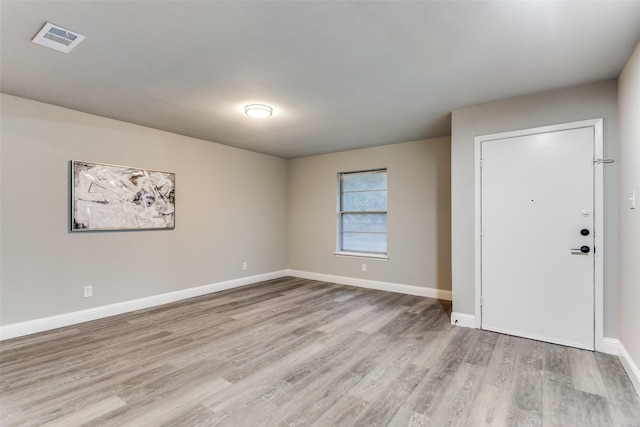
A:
[[1, 277, 639, 426]]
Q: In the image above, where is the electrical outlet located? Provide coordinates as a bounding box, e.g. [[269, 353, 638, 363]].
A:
[[242, 262, 248, 271], [83, 285, 93, 298], [362, 263, 367, 272]]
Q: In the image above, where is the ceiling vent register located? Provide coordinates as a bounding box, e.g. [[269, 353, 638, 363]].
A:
[[32, 22, 85, 53]]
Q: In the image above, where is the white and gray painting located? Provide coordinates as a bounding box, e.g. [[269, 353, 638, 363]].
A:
[[72, 161, 175, 231]]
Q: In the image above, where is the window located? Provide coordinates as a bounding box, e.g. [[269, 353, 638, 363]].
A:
[[337, 169, 387, 256]]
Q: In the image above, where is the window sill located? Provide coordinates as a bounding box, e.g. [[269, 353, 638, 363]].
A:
[[334, 251, 389, 261]]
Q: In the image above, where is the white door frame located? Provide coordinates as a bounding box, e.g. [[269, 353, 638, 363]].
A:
[[474, 118, 604, 352]]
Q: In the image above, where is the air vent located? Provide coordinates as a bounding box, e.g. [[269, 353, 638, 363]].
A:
[[32, 22, 85, 53]]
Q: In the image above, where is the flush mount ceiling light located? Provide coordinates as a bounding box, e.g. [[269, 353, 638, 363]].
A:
[[244, 104, 273, 118]]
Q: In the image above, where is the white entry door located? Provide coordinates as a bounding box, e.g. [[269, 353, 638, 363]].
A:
[[479, 122, 601, 350]]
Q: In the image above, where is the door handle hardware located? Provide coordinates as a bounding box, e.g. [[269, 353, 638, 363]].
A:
[[571, 246, 590, 254], [593, 158, 614, 164]]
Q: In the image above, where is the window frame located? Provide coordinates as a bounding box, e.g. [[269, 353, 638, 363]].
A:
[[335, 168, 388, 259]]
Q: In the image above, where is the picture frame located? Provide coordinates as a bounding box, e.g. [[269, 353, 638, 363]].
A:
[[71, 160, 175, 231]]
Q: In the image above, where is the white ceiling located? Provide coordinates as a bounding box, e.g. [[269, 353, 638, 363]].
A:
[[1, 1, 640, 159]]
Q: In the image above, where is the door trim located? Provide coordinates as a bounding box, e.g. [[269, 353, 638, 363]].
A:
[[474, 118, 604, 352]]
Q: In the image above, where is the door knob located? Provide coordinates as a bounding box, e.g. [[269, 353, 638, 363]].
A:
[[571, 246, 590, 254]]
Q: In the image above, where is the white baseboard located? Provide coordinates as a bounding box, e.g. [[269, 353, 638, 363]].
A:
[[0, 270, 288, 341], [451, 312, 476, 328], [615, 339, 640, 397], [286, 269, 452, 301], [602, 337, 619, 355]]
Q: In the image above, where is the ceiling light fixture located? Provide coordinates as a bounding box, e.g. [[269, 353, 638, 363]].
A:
[[245, 104, 273, 118]]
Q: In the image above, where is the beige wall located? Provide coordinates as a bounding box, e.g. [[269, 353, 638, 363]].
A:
[[618, 42, 640, 381], [288, 138, 452, 292], [0, 94, 288, 326], [451, 80, 620, 337]]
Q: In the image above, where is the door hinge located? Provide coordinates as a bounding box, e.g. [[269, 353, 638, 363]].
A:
[[480, 296, 483, 306], [480, 228, 483, 237], [480, 159, 483, 168]]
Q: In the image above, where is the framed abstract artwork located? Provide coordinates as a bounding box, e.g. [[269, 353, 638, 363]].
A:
[[71, 161, 175, 231]]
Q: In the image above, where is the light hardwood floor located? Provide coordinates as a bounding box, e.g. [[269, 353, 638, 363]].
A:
[[1, 277, 639, 426]]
